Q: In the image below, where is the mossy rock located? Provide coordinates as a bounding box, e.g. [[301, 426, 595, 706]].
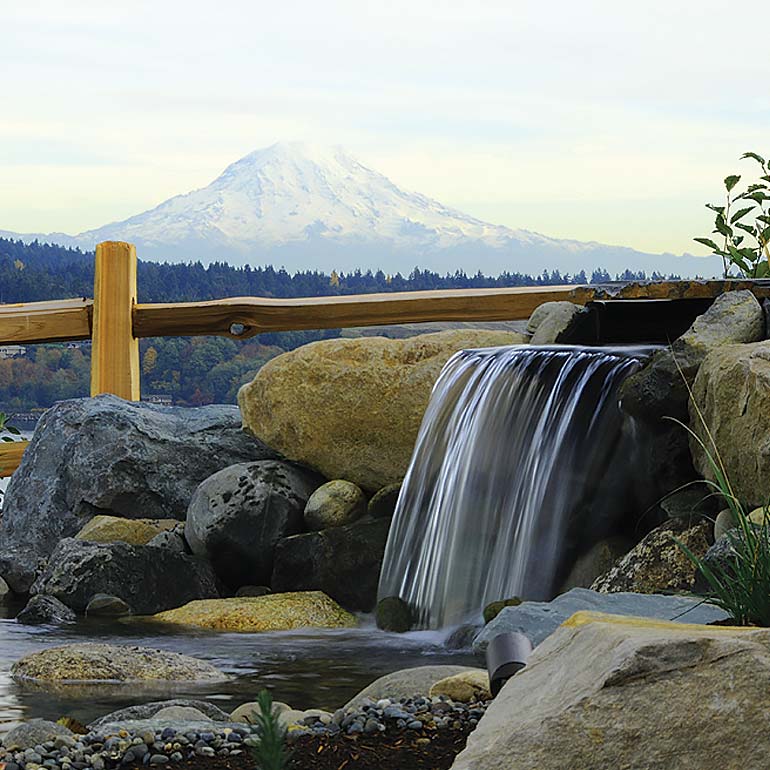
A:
[[75, 515, 178, 546], [375, 596, 412, 632], [483, 597, 522, 624], [152, 591, 358, 632]]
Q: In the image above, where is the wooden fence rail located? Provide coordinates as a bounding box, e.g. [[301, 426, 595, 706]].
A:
[[1, 240, 769, 479]]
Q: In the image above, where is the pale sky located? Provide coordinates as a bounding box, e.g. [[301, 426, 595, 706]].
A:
[[2, 0, 769, 255]]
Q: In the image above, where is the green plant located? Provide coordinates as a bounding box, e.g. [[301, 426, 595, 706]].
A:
[[695, 151, 770, 278], [672, 396, 770, 626], [248, 690, 289, 770]]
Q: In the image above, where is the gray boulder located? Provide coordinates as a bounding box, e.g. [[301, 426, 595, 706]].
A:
[[454, 613, 770, 770], [186, 460, 323, 589], [147, 523, 190, 553], [472, 587, 728, 654], [16, 595, 76, 625], [620, 290, 764, 422], [344, 665, 482, 711], [31, 538, 219, 614], [527, 301, 585, 344], [271, 516, 390, 611], [0, 395, 276, 593], [89, 699, 231, 730]]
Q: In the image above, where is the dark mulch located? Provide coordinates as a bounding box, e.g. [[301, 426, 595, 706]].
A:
[[286, 728, 474, 770], [123, 728, 473, 770]]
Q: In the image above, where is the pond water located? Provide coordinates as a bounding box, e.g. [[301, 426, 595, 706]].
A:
[[0, 602, 477, 733]]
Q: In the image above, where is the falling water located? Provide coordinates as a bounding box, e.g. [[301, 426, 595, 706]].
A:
[[378, 344, 655, 629]]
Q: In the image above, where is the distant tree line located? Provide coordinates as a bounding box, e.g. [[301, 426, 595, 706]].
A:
[[0, 237, 676, 411]]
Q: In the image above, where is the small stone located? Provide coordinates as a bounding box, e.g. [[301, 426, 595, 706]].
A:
[[375, 596, 412, 632], [149, 755, 168, 765]]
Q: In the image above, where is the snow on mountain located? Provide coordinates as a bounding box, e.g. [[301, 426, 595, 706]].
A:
[[1, 142, 720, 277]]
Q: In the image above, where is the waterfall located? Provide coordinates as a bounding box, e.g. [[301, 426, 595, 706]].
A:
[[378, 344, 655, 629]]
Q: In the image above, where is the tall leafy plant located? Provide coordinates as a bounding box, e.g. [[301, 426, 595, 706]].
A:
[[695, 152, 770, 278], [248, 690, 289, 770]]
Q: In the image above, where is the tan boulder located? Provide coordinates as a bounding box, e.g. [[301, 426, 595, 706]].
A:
[[429, 670, 491, 703], [75, 515, 178, 545], [238, 330, 525, 491], [690, 340, 770, 508], [304, 480, 367, 530], [452, 612, 770, 770], [152, 591, 358, 632]]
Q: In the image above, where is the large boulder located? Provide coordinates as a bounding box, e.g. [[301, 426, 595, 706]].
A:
[[30, 538, 219, 614], [12, 643, 226, 682], [620, 290, 764, 422], [690, 340, 770, 508], [0, 395, 276, 592], [453, 612, 770, 770], [271, 516, 390, 611], [238, 330, 525, 491], [472, 587, 728, 654], [75, 515, 178, 545], [590, 518, 711, 594], [185, 460, 323, 589], [152, 591, 358, 632]]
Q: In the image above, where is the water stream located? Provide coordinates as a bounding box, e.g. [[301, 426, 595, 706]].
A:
[[0, 603, 475, 733], [379, 344, 655, 629]]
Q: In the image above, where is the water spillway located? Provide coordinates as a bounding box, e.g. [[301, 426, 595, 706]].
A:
[[378, 344, 655, 629]]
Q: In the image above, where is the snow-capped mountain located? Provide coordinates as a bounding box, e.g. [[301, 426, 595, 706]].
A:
[[1, 143, 719, 277]]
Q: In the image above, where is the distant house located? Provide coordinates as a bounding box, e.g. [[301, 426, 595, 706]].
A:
[[142, 394, 173, 407], [0, 345, 26, 359]]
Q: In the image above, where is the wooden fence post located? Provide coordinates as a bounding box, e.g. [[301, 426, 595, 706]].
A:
[[90, 241, 140, 400]]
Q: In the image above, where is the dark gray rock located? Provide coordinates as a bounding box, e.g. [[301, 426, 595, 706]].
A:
[[4, 719, 73, 751], [694, 533, 740, 593], [367, 483, 401, 519], [444, 624, 481, 650], [89, 699, 231, 730], [0, 395, 277, 592], [186, 460, 323, 589], [235, 585, 271, 597], [620, 290, 764, 422], [472, 587, 729, 654], [272, 516, 390, 611], [16, 594, 76, 625], [31, 538, 219, 614], [147, 524, 190, 553]]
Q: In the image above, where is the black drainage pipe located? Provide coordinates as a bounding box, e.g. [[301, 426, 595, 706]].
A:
[[485, 632, 533, 697]]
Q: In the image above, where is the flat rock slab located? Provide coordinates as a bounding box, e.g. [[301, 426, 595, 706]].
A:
[[454, 612, 770, 770], [11, 643, 226, 683], [152, 591, 358, 632], [472, 587, 728, 653]]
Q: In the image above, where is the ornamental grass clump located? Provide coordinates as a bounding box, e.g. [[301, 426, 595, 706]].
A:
[[673, 390, 770, 626], [249, 689, 289, 770]]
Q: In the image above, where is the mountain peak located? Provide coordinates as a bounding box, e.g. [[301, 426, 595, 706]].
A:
[[0, 143, 721, 277]]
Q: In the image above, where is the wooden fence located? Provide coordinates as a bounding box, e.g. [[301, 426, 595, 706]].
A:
[[0, 240, 768, 479]]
